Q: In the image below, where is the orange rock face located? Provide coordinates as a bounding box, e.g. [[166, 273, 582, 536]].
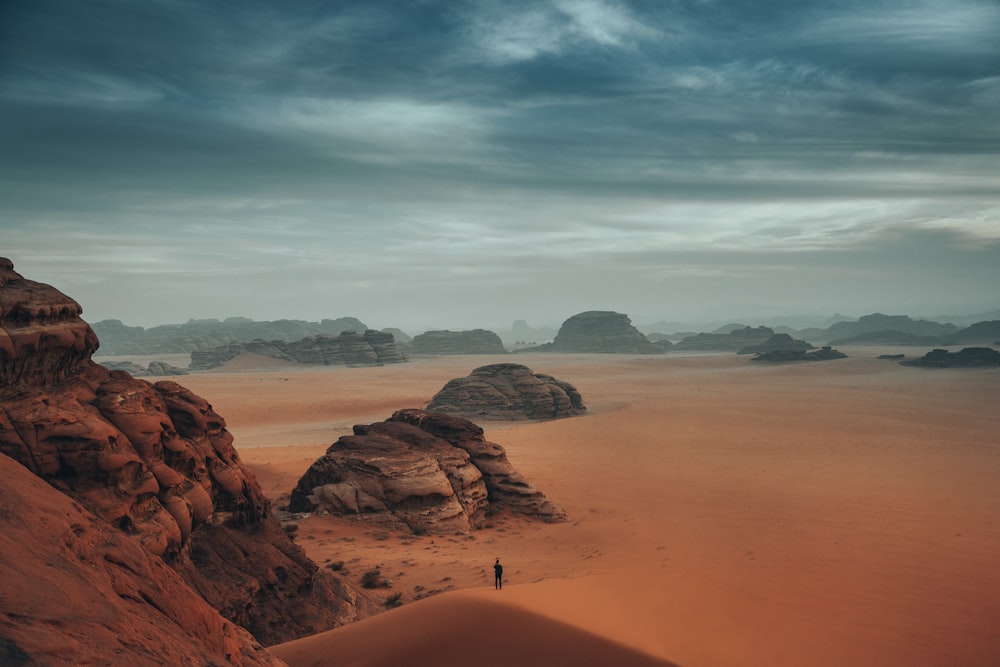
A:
[[0, 258, 357, 647]]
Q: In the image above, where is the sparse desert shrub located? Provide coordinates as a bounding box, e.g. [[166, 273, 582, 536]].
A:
[[361, 569, 382, 589], [411, 525, 427, 536], [327, 561, 345, 571], [383, 593, 403, 609]]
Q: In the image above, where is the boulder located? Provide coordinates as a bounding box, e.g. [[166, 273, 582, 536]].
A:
[[426, 363, 586, 421], [520, 311, 664, 354], [408, 329, 509, 355], [289, 409, 567, 533], [0, 258, 359, 646]]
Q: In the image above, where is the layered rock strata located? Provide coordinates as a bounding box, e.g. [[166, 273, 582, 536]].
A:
[[426, 363, 586, 421], [0, 258, 357, 647], [408, 329, 509, 355], [289, 409, 567, 533]]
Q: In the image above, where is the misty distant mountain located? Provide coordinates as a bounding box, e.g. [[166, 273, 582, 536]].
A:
[[823, 314, 959, 342], [91, 316, 369, 355]]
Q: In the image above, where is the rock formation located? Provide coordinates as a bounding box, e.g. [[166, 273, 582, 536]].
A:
[[102, 360, 189, 376], [0, 452, 283, 667], [426, 363, 586, 421], [189, 330, 406, 370], [673, 326, 775, 352], [91, 316, 369, 356], [289, 409, 567, 534], [750, 346, 847, 362], [901, 347, 1000, 368], [0, 258, 358, 647], [519, 311, 664, 354], [408, 329, 509, 355], [737, 333, 813, 355]]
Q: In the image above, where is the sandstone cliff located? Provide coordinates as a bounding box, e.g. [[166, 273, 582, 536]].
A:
[[0, 258, 358, 648], [289, 409, 567, 534], [0, 451, 284, 667], [426, 363, 586, 421]]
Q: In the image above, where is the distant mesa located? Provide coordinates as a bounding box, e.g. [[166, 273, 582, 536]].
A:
[[824, 313, 958, 342], [878, 354, 906, 360], [289, 409, 568, 534], [520, 311, 666, 354], [674, 325, 775, 352], [426, 363, 586, 421], [901, 347, 1000, 368], [750, 346, 847, 362], [91, 315, 371, 356], [408, 328, 509, 355], [737, 333, 813, 355], [189, 329, 406, 369], [0, 257, 359, 653]]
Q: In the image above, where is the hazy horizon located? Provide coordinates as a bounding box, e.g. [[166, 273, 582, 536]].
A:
[[3, 1, 998, 332]]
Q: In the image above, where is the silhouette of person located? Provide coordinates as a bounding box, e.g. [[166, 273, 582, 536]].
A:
[[494, 558, 503, 589]]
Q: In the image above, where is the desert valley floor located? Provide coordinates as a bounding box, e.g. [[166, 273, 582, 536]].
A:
[[124, 348, 1000, 667]]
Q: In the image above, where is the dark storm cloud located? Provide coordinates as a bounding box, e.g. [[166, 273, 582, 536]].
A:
[[1, 0, 998, 327]]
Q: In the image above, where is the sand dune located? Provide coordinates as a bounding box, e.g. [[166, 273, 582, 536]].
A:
[[172, 350, 1000, 666], [271, 588, 679, 667]]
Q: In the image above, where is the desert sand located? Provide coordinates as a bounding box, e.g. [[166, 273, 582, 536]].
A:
[[166, 349, 1000, 667]]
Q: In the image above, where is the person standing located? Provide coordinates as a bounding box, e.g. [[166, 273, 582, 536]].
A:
[[494, 558, 503, 589]]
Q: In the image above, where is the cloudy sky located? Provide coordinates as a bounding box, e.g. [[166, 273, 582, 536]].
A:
[[2, 0, 998, 332]]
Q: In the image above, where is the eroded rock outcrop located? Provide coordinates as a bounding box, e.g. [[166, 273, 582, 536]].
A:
[[289, 409, 567, 533], [0, 258, 358, 647], [0, 452, 284, 667], [520, 311, 664, 354], [426, 363, 586, 421], [189, 330, 406, 370], [408, 329, 509, 355]]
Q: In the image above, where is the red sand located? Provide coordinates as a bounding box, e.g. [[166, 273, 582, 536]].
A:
[[173, 350, 1000, 667]]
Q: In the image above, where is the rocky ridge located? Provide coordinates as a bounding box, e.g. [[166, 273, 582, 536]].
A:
[[92, 316, 369, 356], [426, 363, 586, 421], [190, 330, 406, 369], [0, 258, 360, 653], [289, 409, 567, 534]]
